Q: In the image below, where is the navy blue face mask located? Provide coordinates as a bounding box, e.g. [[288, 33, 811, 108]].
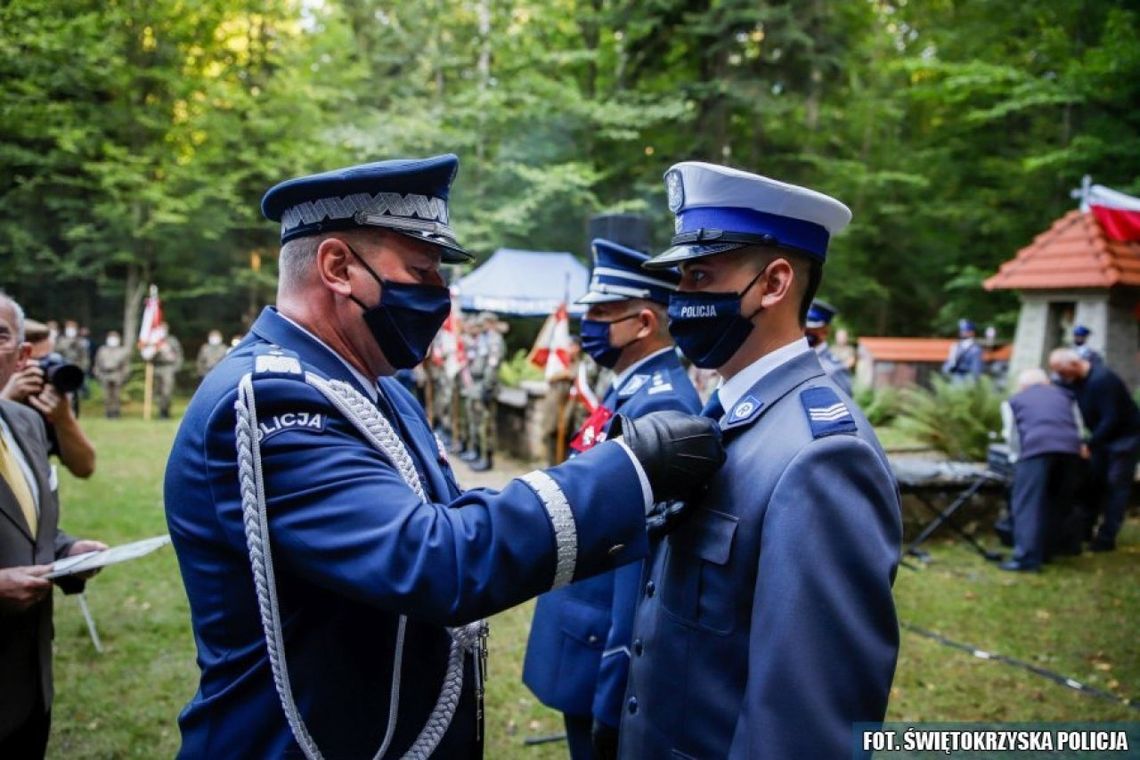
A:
[[346, 243, 451, 370], [667, 267, 767, 369], [580, 312, 642, 369]]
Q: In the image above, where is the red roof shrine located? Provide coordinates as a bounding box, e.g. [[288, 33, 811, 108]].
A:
[[984, 210, 1140, 291]]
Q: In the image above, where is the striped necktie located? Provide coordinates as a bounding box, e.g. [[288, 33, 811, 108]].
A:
[[0, 432, 37, 535]]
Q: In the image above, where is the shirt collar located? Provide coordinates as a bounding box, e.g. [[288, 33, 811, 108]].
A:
[[718, 337, 811, 411], [813, 341, 829, 355], [276, 312, 379, 402], [614, 346, 675, 392]]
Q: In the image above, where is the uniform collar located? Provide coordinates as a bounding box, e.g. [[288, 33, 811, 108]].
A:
[[718, 337, 811, 411], [613, 346, 676, 393], [250, 307, 379, 402]]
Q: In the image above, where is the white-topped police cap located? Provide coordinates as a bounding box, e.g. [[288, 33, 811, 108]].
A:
[[645, 161, 852, 270], [577, 238, 681, 305], [261, 154, 472, 263], [805, 299, 839, 329]]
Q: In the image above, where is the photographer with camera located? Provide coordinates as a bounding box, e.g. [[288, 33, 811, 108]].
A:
[[0, 318, 95, 479]]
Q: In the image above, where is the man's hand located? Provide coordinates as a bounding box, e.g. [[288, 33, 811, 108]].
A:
[[0, 565, 53, 612], [26, 384, 69, 424], [1079, 443, 1091, 460], [610, 411, 726, 504], [68, 540, 109, 581], [0, 362, 45, 403]]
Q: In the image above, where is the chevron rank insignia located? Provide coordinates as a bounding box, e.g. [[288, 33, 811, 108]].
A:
[[723, 394, 764, 429], [800, 386, 857, 438]]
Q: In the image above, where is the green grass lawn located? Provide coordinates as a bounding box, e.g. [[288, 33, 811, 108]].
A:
[[44, 408, 1138, 758]]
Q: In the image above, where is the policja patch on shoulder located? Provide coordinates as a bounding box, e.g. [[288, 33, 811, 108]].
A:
[[800, 386, 857, 438]]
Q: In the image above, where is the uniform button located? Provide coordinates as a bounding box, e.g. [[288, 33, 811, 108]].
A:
[[608, 543, 625, 556], [633, 638, 643, 656], [645, 580, 656, 597], [588, 634, 599, 644], [627, 696, 639, 715]]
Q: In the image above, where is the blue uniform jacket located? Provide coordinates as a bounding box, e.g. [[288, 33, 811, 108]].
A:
[[619, 350, 901, 759], [165, 308, 650, 758], [522, 349, 699, 728], [942, 339, 984, 378]]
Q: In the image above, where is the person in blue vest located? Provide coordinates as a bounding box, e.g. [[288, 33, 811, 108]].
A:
[[619, 161, 902, 759], [163, 155, 726, 759], [804, 299, 853, 396], [1071, 325, 1104, 365], [999, 368, 1087, 571], [523, 238, 700, 760], [942, 319, 985, 382]]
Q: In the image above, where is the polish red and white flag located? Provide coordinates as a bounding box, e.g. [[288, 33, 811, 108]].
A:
[[528, 303, 573, 381], [137, 285, 164, 359], [1087, 184, 1140, 243]]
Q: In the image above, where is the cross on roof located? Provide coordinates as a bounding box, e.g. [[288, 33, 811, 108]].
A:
[[1070, 174, 1093, 211]]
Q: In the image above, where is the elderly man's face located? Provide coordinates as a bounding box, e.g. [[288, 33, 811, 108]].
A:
[[0, 301, 31, 387], [1050, 358, 1083, 384]]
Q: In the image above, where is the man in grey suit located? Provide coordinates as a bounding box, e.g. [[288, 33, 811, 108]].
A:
[[619, 163, 902, 759], [0, 292, 104, 759]]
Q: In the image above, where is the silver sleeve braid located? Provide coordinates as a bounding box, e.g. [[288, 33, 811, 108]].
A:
[[234, 372, 485, 760]]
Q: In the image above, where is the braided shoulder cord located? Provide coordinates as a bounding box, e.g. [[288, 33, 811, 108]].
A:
[[234, 372, 485, 760]]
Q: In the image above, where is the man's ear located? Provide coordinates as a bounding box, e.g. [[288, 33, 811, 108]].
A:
[[316, 238, 353, 298], [16, 342, 32, 365], [757, 257, 795, 310]]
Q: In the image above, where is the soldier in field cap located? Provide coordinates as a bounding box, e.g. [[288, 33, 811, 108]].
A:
[[619, 162, 902, 759], [163, 154, 725, 758]]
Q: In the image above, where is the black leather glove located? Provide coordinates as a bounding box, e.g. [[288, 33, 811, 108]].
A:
[[646, 499, 693, 540], [610, 410, 726, 504], [591, 720, 619, 760]]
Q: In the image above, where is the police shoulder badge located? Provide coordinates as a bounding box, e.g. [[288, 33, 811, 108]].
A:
[[665, 169, 685, 213], [800, 386, 857, 438]]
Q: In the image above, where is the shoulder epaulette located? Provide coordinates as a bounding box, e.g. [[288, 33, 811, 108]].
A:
[[252, 344, 304, 379], [800, 386, 857, 438]]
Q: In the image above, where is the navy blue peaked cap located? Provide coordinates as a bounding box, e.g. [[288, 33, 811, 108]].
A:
[[578, 238, 681, 305], [261, 154, 472, 263], [805, 300, 838, 329]]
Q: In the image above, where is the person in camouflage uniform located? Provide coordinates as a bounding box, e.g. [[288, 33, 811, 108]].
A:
[[93, 331, 131, 418], [460, 312, 505, 472], [196, 330, 228, 380], [152, 322, 184, 419]]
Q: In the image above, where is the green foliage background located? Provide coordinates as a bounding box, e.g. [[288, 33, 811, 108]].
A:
[[2, 0, 1138, 357]]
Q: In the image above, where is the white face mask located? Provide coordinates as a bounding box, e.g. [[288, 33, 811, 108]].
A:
[[208, 335, 222, 346], [106, 336, 121, 348], [65, 327, 78, 338]]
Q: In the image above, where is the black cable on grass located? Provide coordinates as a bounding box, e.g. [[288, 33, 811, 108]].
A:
[[901, 622, 1137, 711]]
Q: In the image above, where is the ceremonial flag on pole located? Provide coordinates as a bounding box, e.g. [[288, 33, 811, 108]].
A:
[[137, 285, 164, 360], [569, 359, 599, 414], [1086, 184, 1140, 243], [528, 303, 573, 380], [435, 288, 466, 379]]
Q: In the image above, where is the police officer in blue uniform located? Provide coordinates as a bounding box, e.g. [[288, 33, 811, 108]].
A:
[[942, 319, 985, 382], [522, 239, 700, 760], [805, 299, 853, 396], [1071, 325, 1103, 365], [619, 162, 902, 759], [163, 155, 725, 759]]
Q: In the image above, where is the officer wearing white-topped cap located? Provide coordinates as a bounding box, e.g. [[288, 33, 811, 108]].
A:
[[805, 299, 854, 396], [619, 162, 902, 759], [163, 155, 725, 758]]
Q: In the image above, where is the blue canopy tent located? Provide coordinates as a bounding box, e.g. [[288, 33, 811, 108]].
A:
[[453, 248, 589, 316]]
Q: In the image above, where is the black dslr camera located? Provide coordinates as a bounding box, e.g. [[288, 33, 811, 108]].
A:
[[38, 353, 85, 394]]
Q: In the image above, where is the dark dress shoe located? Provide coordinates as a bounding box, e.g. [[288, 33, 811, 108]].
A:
[[1000, 560, 1040, 572], [1090, 539, 1116, 552]]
